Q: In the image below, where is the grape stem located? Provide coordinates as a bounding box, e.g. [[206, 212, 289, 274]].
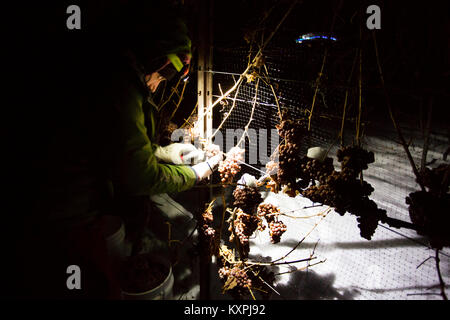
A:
[[246, 256, 317, 267], [272, 208, 331, 263]]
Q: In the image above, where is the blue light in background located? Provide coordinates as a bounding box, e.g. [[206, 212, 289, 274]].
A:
[[296, 34, 337, 43]]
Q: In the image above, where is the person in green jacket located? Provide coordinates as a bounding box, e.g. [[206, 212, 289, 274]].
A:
[[17, 1, 221, 299]]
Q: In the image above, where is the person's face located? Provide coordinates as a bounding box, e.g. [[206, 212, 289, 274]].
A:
[[145, 72, 165, 93]]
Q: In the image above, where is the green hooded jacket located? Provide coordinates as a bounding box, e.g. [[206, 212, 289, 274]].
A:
[[30, 1, 197, 229], [32, 52, 197, 229]]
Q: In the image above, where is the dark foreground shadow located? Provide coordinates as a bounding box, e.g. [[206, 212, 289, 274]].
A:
[[271, 269, 360, 300]]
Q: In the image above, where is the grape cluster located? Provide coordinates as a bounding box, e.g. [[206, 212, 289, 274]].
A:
[[233, 186, 263, 215], [277, 143, 302, 186], [218, 266, 230, 279], [352, 197, 387, 240], [204, 143, 221, 158], [299, 146, 387, 240], [276, 116, 308, 145], [229, 208, 261, 255], [302, 168, 373, 214], [299, 157, 335, 185], [218, 264, 252, 297], [202, 206, 213, 223], [268, 221, 287, 244], [218, 147, 244, 184], [406, 164, 450, 249], [417, 164, 450, 196], [275, 114, 309, 193], [257, 203, 287, 243], [257, 203, 279, 223], [219, 262, 275, 299], [199, 203, 217, 255], [203, 226, 215, 237], [337, 146, 375, 174], [265, 160, 279, 177]]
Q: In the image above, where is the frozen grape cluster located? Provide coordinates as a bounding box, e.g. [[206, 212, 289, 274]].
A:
[[204, 142, 221, 158], [218, 264, 252, 296], [199, 202, 218, 255], [233, 186, 263, 214], [228, 208, 261, 255], [299, 146, 387, 240], [274, 112, 309, 194], [218, 147, 244, 184], [268, 220, 287, 244], [337, 145, 375, 174], [257, 203, 287, 243], [406, 164, 450, 249]]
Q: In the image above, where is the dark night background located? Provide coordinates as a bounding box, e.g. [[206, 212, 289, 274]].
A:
[[1, 0, 449, 299]]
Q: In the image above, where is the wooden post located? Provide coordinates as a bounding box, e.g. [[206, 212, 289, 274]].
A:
[[197, 0, 214, 300]]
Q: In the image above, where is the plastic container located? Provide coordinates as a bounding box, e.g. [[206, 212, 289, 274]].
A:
[[121, 255, 174, 300], [99, 215, 127, 264]]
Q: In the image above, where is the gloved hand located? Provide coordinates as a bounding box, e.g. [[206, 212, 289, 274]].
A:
[[155, 143, 205, 165], [237, 174, 258, 187], [192, 153, 223, 181]]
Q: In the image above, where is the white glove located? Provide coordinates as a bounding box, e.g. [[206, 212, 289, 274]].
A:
[[237, 174, 257, 187], [192, 153, 223, 181], [155, 143, 205, 165]]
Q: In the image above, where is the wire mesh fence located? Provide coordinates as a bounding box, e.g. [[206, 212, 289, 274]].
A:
[[209, 36, 449, 299]]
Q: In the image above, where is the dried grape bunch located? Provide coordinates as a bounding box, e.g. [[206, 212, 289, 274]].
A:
[[417, 164, 450, 195], [217, 245, 275, 299], [268, 220, 287, 244], [297, 147, 386, 240], [299, 156, 335, 185], [406, 191, 450, 249], [276, 116, 308, 145], [204, 143, 221, 158], [406, 164, 450, 249], [265, 160, 279, 177], [232, 186, 263, 214], [277, 143, 302, 181], [228, 208, 262, 255], [277, 146, 307, 195], [275, 113, 309, 195], [302, 168, 374, 215], [218, 147, 244, 184], [351, 197, 387, 240], [337, 146, 375, 175], [202, 205, 214, 224], [257, 203, 280, 223], [257, 203, 287, 243], [203, 226, 215, 236], [326, 168, 374, 197], [218, 265, 231, 279], [218, 263, 252, 297], [229, 265, 252, 288], [356, 213, 380, 240], [301, 165, 385, 240], [199, 201, 218, 255]]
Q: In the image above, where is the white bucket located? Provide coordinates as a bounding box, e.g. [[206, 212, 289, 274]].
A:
[[99, 215, 127, 264], [121, 255, 174, 300]]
